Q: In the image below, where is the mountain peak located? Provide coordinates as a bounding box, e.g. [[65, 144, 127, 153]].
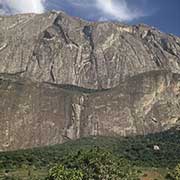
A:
[[0, 11, 180, 151]]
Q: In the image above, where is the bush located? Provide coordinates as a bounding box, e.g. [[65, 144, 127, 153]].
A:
[[46, 147, 140, 180], [166, 163, 180, 180], [46, 165, 83, 180]]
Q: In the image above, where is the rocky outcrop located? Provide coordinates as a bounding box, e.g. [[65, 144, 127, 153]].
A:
[[0, 11, 180, 151]]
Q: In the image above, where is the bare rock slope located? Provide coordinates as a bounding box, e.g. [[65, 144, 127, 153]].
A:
[[0, 11, 180, 151]]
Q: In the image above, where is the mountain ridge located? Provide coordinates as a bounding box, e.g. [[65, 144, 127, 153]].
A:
[[0, 11, 180, 151]]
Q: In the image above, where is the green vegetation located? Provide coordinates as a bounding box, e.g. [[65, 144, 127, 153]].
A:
[[166, 163, 180, 180], [47, 165, 83, 180], [0, 128, 179, 179], [46, 148, 139, 180]]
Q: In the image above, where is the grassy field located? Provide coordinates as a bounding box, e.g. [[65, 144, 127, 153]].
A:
[[0, 128, 179, 179]]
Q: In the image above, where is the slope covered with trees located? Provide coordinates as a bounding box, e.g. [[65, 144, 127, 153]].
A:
[[0, 128, 179, 179]]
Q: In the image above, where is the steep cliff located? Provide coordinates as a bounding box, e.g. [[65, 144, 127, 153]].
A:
[[0, 11, 180, 151]]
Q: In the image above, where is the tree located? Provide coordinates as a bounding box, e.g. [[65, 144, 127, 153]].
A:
[[166, 163, 180, 180], [46, 165, 83, 180], [46, 147, 139, 180]]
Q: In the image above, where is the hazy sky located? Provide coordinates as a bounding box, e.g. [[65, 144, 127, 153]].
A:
[[0, 0, 179, 36]]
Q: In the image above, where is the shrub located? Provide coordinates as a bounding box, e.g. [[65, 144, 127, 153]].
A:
[[46, 147, 139, 180], [166, 163, 180, 180], [46, 165, 83, 180]]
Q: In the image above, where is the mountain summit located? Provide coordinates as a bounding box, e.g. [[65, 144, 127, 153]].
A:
[[0, 11, 180, 151]]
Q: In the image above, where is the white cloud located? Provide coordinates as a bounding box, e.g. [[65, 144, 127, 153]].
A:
[[0, 0, 145, 21], [96, 0, 144, 21], [67, 0, 145, 21], [0, 0, 45, 14]]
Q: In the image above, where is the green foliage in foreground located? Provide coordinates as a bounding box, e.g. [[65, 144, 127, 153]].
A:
[[46, 148, 139, 180], [47, 165, 83, 180], [0, 128, 180, 179], [166, 163, 180, 180]]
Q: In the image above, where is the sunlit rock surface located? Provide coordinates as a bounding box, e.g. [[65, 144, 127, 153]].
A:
[[0, 11, 180, 151]]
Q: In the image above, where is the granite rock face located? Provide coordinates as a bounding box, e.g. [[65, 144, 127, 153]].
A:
[[0, 11, 180, 151]]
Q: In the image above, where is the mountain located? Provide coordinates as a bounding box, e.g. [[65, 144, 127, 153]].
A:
[[0, 11, 180, 151]]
